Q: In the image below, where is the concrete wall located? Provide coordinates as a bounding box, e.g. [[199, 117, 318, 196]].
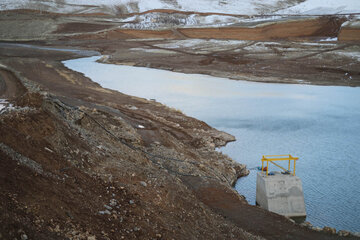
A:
[[256, 172, 306, 218]]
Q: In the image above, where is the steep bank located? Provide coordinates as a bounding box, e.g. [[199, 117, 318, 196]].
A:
[[339, 20, 360, 42]]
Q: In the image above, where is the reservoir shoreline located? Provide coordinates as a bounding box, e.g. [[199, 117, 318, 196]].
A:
[[1, 8, 360, 238], [64, 55, 360, 233]]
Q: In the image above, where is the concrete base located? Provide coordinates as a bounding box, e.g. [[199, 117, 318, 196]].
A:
[[256, 172, 306, 218]]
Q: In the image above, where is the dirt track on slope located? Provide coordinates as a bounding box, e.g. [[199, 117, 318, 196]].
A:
[[0, 68, 26, 100]]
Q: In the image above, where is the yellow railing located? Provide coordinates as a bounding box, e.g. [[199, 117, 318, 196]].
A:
[[261, 155, 299, 176]]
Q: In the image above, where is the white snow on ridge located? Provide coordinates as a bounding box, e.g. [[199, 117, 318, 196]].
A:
[[122, 13, 243, 29], [1, 0, 360, 15], [0, 0, 99, 14], [342, 20, 360, 28], [276, 0, 360, 15], [122, 12, 284, 30], [64, 0, 282, 15]]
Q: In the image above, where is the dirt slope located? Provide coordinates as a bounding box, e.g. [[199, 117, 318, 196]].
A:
[[0, 47, 252, 240]]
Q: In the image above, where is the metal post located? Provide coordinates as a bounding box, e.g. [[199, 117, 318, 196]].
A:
[[266, 160, 269, 176], [293, 159, 296, 176], [288, 159, 291, 172]]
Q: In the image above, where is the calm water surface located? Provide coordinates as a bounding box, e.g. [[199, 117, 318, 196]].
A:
[[64, 56, 360, 232]]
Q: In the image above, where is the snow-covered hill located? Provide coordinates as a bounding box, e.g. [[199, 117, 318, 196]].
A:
[[1, 0, 360, 15]]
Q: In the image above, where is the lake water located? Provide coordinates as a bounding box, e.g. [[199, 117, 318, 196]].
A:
[[64, 56, 360, 232]]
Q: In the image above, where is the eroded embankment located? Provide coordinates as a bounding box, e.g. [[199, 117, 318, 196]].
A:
[[178, 17, 345, 41], [339, 28, 360, 41], [69, 16, 345, 41], [338, 21, 360, 42]]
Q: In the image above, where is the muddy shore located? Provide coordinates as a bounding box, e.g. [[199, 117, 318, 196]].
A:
[[1, 10, 360, 240]]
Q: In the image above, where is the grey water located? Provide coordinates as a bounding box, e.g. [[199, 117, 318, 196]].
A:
[[64, 56, 360, 232]]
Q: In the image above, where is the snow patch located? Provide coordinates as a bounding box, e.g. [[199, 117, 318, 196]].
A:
[[121, 12, 285, 30], [2, 0, 359, 15], [300, 42, 336, 46], [0, 99, 7, 111], [0, 0, 98, 14], [319, 37, 338, 42], [0, 99, 11, 113], [121, 15, 137, 22], [336, 51, 360, 61], [122, 12, 199, 29], [342, 20, 360, 28], [276, 0, 360, 15], [110, 0, 283, 15]]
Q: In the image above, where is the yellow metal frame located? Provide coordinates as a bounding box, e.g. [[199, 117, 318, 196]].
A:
[[261, 155, 299, 176]]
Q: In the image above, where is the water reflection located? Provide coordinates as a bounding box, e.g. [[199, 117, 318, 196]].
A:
[[64, 56, 360, 232]]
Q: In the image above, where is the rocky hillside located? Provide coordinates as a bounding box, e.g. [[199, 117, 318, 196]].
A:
[[0, 46, 253, 239]]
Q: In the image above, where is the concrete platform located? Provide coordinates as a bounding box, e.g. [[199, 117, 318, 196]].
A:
[[256, 172, 306, 218]]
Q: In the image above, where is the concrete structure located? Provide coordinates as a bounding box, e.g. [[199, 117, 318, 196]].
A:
[[256, 171, 306, 218]]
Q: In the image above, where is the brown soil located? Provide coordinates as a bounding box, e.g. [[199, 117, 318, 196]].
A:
[[177, 17, 345, 41], [71, 29, 178, 40], [112, 29, 178, 39], [339, 28, 360, 42], [54, 23, 116, 34]]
